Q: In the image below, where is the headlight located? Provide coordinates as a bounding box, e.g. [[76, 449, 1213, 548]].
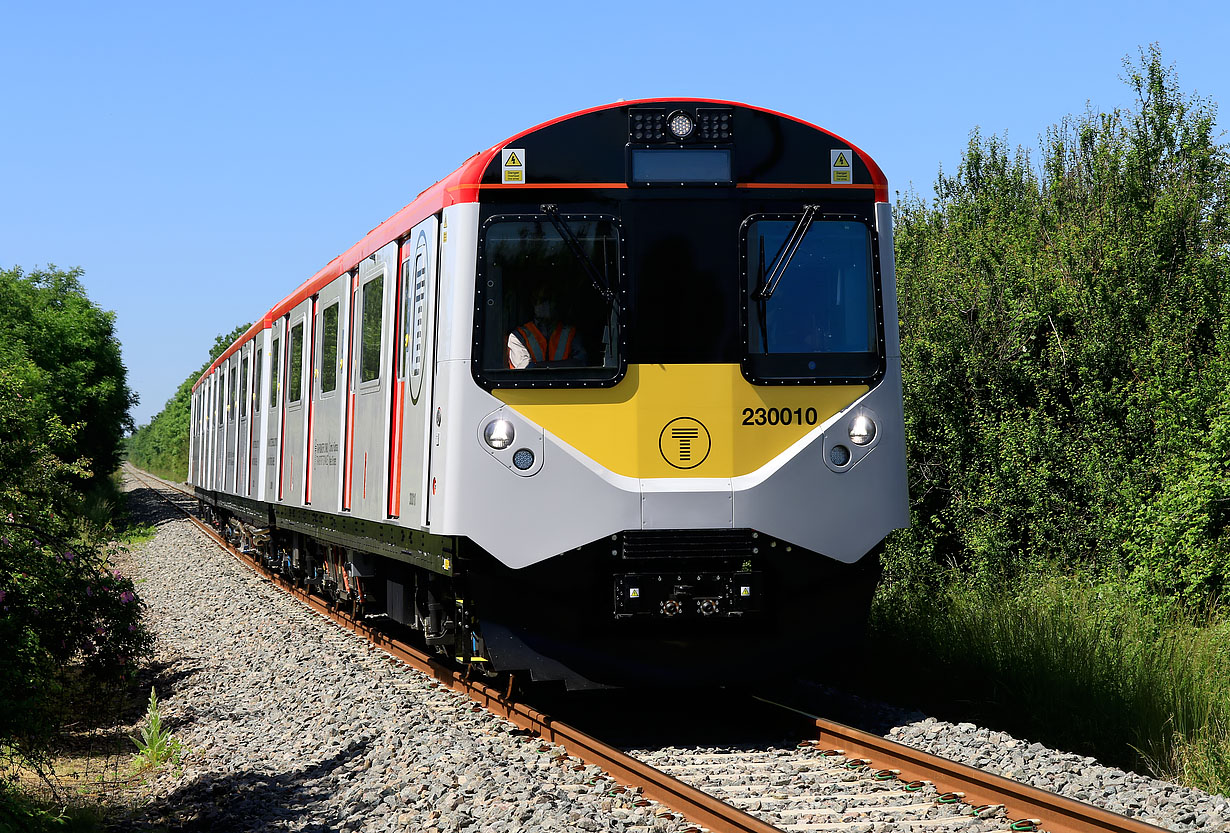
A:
[[483, 418, 515, 449], [667, 110, 694, 139], [848, 415, 876, 446]]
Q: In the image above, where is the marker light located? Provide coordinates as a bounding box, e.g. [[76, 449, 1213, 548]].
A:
[[848, 415, 877, 446], [512, 448, 535, 470], [830, 445, 851, 467], [483, 418, 515, 450], [668, 110, 695, 139]]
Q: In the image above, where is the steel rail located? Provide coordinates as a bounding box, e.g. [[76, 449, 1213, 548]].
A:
[[128, 466, 1175, 833]]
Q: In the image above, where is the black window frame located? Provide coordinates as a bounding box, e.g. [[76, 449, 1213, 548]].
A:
[[239, 354, 249, 421], [254, 347, 263, 413], [358, 274, 384, 387], [738, 211, 886, 386], [269, 336, 280, 410], [473, 211, 627, 390], [320, 301, 340, 394], [288, 320, 304, 405]]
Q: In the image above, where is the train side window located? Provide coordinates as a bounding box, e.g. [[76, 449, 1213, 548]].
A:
[[742, 215, 882, 382], [228, 366, 237, 420], [239, 356, 249, 420], [270, 337, 280, 409], [254, 348, 263, 413], [359, 276, 383, 384], [288, 322, 304, 404], [475, 214, 622, 388], [215, 375, 222, 422], [321, 302, 339, 393]]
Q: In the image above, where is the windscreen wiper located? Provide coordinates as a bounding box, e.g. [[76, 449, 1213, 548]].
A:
[[758, 205, 818, 299], [540, 204, 615, 303]]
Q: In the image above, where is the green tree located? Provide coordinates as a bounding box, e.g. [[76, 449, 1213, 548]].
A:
[[0, 266, 137, 482], [887, 46, 1230, 605], [127, 323, 250, 481]]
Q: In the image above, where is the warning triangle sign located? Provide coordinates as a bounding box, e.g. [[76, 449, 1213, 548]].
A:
[[833, 152, 849, 168], [505, 151, 523, 167]]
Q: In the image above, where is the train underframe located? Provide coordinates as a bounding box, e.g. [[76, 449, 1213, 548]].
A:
[[198, 496, 882, 690]]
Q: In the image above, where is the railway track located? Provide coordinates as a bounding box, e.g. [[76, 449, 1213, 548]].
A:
[[123, 464, 1172, 833]]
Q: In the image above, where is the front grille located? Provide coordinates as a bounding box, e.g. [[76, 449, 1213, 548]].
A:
[[619, 529, 757, 561]]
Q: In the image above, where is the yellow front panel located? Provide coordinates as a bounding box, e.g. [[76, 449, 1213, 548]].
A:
[[495, 364, 867, 478]]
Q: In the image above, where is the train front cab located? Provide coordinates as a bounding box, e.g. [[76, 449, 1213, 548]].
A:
[[432, 101, 910, 685]]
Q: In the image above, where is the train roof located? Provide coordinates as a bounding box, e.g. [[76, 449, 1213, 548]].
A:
[[193, 98, 886, 391]]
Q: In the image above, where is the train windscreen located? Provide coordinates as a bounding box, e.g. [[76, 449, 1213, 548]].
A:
[[476, 215, 621, 387]]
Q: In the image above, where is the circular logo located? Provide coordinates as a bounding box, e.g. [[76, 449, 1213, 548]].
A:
[[659, 417, 712, 470]]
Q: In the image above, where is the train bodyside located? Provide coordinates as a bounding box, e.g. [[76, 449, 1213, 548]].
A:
[[189, 99, 908, 687]]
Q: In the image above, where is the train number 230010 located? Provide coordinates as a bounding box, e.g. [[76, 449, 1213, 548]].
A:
[[741, 407, 819, 427]]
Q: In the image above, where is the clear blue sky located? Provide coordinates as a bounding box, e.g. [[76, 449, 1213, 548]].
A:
[[2, 0, 1225, 428]]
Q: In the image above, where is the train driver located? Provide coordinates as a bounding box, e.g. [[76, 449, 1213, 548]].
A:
[[507, 285, 587, 369]]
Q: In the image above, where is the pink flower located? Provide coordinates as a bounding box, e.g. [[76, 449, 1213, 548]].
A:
[[119, 591, 135, 604]]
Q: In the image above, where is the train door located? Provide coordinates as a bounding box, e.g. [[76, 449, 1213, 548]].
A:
[[393, 216, 439, 527], [237, 345, 251, 495], [226, 357, 241, 493], [309, 276, 348, 513], [249, 337, 263, 497], [214, 369, 226, 492], [265, 319, 284, 500], [280, 300, 312, 505], [344, 241, 397, 520]]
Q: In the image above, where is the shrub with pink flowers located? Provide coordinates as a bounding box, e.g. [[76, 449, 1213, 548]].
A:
[[0, 271, 152, 775]]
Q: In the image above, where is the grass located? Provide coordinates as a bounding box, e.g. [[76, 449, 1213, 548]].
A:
[[0, 674, 145, 833], [866, 569, 1230, 795]]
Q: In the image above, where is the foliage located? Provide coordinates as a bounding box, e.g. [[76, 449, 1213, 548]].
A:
[[0, 266, 136, 484], [887, 46, 1230, 605], [0, 267, 152, 826], [0, 360, 152, 767], [870, 573, 1230, 793], [126, 323, 250, 481], [130, 688, 181, 772]]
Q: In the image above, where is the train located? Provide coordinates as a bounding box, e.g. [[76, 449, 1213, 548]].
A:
[[188, 99, 909, 688]]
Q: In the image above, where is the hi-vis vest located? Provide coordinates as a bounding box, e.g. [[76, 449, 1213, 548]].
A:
[[509, 322, 578, 367]]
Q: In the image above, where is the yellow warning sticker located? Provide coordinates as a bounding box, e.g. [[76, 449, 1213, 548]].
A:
[[502, 148, 526, 184], [831, 149, 852, 184]]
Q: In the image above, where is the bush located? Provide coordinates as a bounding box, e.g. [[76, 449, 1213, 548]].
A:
[[888, 46, 1230, 605]]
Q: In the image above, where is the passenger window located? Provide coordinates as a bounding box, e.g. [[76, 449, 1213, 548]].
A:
[[229, 367, 237, 419], [254, 348, 263, 413], [359, 276, 383, 384], [321, 302, 339, 393], [239, 356, 249, 420], [289, 322, 304, 404], [270, 337, 280, 409], [476, 214, 621, 386]]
